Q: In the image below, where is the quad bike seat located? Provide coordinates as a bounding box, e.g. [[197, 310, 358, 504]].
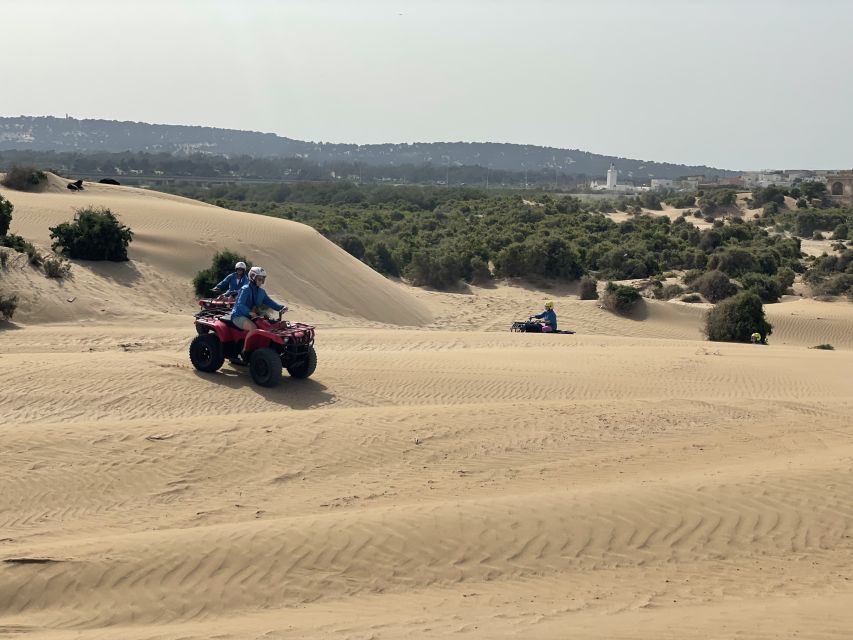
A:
[[218, 315, 238, 329]]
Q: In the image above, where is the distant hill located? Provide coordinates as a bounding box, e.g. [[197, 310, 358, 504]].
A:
[[0, 116, 736, 180]]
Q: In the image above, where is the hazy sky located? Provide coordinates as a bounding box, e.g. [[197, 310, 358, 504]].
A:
[[5, 0, 853, 170]]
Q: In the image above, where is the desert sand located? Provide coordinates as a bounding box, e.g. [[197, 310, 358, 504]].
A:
[[1, 177, 852, 639]]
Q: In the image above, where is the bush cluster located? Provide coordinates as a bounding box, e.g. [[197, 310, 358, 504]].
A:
[[740, 272, 783, 303], [601, 282, 642, 315], [578, 275, 598, 300], [750, 185, 786, 208], [705, 291, 772, 343], [42, 257, 70, 279], [0, 234, 41, 265], [0, 294, 17, 320], [152, 184, 805, 292], [654, 283, 685, 300], [0, 165, 47, 192], [0, 194, 12, 235], [688, 270, 737, 303], [664, 193, 696, 208], [49, 207, 133, 261], [804, 249, 853, 298], [193, 250, 252, 296], [698, 189, 736, 216]]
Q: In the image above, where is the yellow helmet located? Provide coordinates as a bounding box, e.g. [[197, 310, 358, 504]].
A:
[[544, 301, 554, 310]]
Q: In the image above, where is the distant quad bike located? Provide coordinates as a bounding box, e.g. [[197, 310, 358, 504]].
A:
[[190, 303, 317, 388], [510, 317, 575, 334]]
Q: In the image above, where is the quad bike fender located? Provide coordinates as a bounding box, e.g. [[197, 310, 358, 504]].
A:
[[244, 329, 284, 353], [212, 319, 244, 344]]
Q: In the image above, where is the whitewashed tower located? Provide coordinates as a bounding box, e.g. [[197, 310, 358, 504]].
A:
[[606, 163, 618, 190]]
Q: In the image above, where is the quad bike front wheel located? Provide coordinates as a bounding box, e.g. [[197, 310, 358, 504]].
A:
[[286, 345, 317, 379], [249, 347, 282, 387], [189, 334, 225, 373]]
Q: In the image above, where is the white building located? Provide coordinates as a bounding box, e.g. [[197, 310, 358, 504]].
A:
[[606, 163, 617, 189], [742, 171, 794, 189], [650, 178, 677, 191], [591, 163, 637, 193]]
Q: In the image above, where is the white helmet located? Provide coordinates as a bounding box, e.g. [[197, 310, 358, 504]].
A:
[[235, 261, 247, 270], [248, 266, 267, 282]]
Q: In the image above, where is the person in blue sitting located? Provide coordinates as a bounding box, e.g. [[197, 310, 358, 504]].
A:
[[212, 261, 248, 297], [532, 301, 557, 332], [231, 266, 287, 344]]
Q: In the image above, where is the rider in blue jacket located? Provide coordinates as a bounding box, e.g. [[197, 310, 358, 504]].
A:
[[231, 267, 286, 339], [213, 261, 248, 296], [533, 301, 557, 331]]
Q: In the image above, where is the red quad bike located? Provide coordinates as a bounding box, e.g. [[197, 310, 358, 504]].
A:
[[195, 292, 237, 329], [189, 305, 317, 388]]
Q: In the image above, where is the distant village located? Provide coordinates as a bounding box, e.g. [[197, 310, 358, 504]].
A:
[[591, 162, 853, 205]]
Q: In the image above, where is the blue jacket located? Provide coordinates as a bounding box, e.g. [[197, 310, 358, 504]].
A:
[[534, 309, 557, 330], [233, 282, 284, 318], [216, 272, 248, 293]]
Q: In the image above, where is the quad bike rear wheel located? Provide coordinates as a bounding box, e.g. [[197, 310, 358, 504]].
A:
[[286, 345, 317, 379], [250, 347, 282, 387], [189, 334, 224, 372]]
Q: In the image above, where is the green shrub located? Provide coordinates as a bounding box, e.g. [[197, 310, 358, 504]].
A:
[[705, 291, 772, 343], [0, 294, 17, 320], [468, 256, 492, 284], [49, 207, 133, 261], [812, 344, 834, 350], [794, 210, 850, 237], [42, 257, 70, 279], [636, 192, 662, 210], [336, 234, 366, 260], [0, 165, 47, 192], [363, 241, 401, 277], [0, 194, 12, 236], [578, 275, 598, 300], [192, 250, 252, 296], [494, 238, 583, 280], [665, 193, 696, 208], [751, 185, 786, 208], [832, 223, 849, 240], [775, 267, 796, 291], [657, 283, 685, 300], [812, 231, 824, 240], [0, 233, 40, 265], [698, 189, 736, 216], [740, 272, 783, 303], [815, 273, 853, 297], [404, 249, 466, 289], [691, 270, 737, 303], [601, 281, 642, 315], [706, 247, 759, 277], [799, 181, 827, 200], [681, 293, 702, 303]]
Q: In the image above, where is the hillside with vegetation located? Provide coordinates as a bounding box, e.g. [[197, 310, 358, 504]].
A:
[[154, 180, 853, 302], [0, 116, 736, 180]]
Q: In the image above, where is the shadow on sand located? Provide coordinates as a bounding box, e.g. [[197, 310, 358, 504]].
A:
[[192, 368, 337, 410], [79, 260, 142, 286], [0, 320, 24, 331]]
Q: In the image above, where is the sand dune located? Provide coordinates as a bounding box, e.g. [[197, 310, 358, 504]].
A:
[[1, 175, 431, 326], [1, 181, 852, 639]]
